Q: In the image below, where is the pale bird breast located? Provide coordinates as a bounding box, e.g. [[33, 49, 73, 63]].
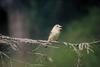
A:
[[51, 27, 61, 33]]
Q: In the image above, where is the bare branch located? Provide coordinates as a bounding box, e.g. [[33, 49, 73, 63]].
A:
[[0, 34, 100, 50], [0, 35, 60, 50], [0, 35, 50, 45]]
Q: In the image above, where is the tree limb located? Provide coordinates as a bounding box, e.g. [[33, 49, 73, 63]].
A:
[[0, 35, 49, 45], [0, 35, 61, 50]]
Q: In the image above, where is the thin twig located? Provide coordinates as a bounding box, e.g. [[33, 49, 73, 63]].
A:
[[89, 40, 100, 44]]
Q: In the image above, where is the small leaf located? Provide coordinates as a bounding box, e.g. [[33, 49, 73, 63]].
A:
[[63, 42, 68, 46], [48, 57, 53, 62], [78, 43, 84, 51]]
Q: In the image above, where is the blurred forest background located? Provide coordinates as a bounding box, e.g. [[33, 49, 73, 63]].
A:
[[0, 0, 100, 67]]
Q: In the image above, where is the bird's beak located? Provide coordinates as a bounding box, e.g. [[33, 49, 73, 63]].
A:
[[59, 25, 62, 28], [59, 26, 62, 30]]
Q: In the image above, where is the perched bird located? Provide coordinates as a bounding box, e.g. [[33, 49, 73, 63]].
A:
[[48, 24, 62, 42]]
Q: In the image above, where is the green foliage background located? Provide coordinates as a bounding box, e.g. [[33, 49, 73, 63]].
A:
[[28, 7, 100, 67]]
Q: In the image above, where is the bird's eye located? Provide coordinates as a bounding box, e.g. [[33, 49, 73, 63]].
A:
[[56, 25, 59, 27]]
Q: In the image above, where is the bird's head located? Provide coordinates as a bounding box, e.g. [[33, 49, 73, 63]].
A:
[[54, 24, 62, 31]]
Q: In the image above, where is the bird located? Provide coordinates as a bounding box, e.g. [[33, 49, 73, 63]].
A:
[[48, 24, 62, 42]]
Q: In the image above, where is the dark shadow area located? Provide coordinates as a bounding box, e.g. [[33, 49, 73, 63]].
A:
[[0, 7, 8, 35]]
